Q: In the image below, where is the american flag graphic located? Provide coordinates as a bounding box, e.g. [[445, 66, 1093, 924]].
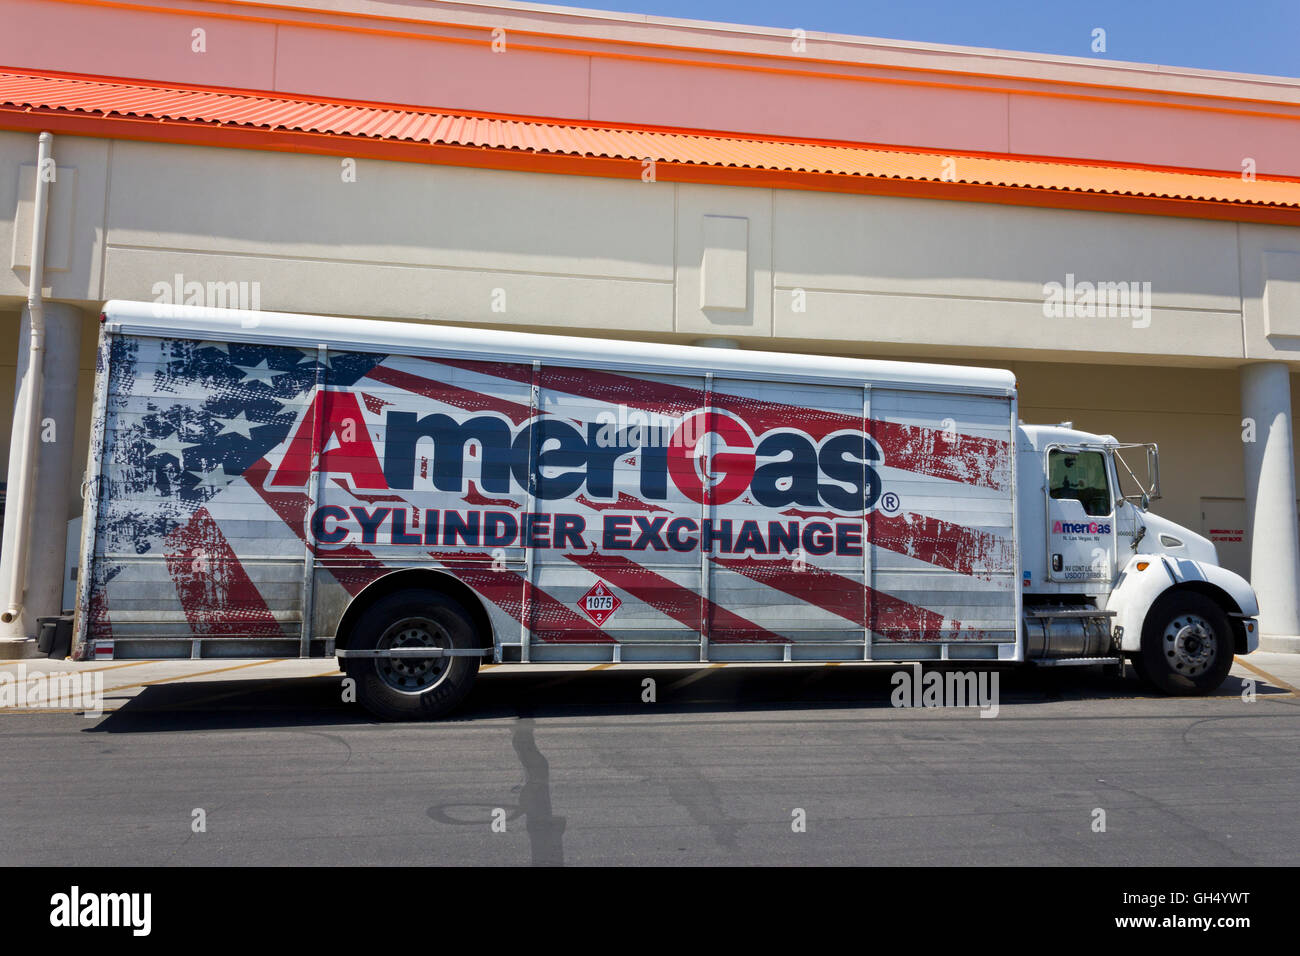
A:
[[83, 331, 1018, 659]]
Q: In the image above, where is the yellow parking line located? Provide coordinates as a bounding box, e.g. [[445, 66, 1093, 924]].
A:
[[1235, 657, 1299, 696], [666, 662, 727, 691], [69, 660, 155, 676], [0, 659, 151, 675], [100, 659, 283, 695]]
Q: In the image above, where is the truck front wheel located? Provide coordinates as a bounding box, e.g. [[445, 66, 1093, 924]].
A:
[[341, 589, 482, 720], [1133, 591, 1234, 696]]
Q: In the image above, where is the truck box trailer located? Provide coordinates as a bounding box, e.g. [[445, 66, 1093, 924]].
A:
[[70, 301, 1260, 718]]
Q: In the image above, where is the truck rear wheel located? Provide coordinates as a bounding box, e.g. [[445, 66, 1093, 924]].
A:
[[1133, 591, 1233, 696], [341, 589, 481, 720]]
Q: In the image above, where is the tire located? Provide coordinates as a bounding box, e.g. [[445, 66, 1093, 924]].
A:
[[341, 589, 482, 720], [1134, 591, 1234, 696]]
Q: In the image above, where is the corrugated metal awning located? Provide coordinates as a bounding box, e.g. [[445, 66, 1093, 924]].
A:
[[2, 67, 1298, 223]]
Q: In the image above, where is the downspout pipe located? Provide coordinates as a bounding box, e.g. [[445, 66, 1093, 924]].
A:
[[1, 131, 53, 625]]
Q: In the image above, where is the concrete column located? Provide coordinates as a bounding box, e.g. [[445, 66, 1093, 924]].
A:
[[1241, 362, 1300, 651], [0, 302, 84, 654]]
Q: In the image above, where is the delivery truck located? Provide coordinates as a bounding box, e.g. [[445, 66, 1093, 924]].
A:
[[69, 300, 1260, 718]]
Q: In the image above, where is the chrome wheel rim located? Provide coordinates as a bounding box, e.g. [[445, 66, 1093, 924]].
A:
[[1162, 613, 1217, 678], [376, 616, 451, 694]]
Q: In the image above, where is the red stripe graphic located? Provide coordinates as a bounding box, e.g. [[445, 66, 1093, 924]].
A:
[[429, 358, 1009, 489], [333, 477, 406, 504], [163, 506, 284, 637], [780, 507, 839, 520], [463, 484, 521, 509], [713, 556, 995, 642], [87, 584, 113, 642], [434, 552, 615, 644], [366, 363, 535, 424], [778, 509, 1013, 579], [780, 508, 1012, 579], [429, 358, 700, 418], [874, 420, 1009, 492], [872, 512, 1014, 578], [567, 551, 786, 643], [360, 392, 391, 416], [575, 492, 672, 514]]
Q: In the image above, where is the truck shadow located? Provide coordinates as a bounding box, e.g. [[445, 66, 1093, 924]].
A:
[[83, 665, 1271, 733]]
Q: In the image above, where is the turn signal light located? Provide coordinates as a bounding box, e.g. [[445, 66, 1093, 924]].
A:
[[1136, 561, 1149, 571]]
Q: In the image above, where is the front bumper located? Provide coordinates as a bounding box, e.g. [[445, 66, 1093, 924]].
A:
[[1229, 614, 1260, 654]]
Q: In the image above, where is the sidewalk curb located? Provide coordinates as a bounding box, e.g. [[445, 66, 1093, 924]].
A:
[[1259, 635, 1300, 654]]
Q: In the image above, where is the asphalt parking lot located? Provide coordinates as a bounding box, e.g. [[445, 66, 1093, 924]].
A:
[[1, 654, 1296, 866]]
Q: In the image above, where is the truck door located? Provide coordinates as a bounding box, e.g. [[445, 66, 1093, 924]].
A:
[[1045, 446, 1117, 585]]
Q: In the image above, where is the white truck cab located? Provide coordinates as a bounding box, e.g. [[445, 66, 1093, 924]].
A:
[[1017, 423, 1259, 693]]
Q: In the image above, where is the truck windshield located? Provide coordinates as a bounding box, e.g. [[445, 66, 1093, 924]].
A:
[[1048, 449, 1111, 517]]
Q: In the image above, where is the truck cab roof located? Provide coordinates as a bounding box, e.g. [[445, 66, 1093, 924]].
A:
[[1018, 423, 1118, 451]]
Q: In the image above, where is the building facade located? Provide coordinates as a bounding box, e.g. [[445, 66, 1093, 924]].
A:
[[1, 0, 1299, 654]]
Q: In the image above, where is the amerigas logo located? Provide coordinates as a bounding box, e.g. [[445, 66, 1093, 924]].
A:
[[268, 394, 885, 513], [1053, 520, 1111, 534]]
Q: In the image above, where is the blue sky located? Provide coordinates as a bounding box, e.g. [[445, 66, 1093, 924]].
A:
[[566, 0, 1300, 78]]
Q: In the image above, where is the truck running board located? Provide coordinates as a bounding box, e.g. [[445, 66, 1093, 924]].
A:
[[1024, 609, 1117, 619], [336, 648, 494, 659], [1029, 656, 1124, 668]]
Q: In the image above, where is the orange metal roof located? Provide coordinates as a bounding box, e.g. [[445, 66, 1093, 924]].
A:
[[2, 68, 1299, 224]]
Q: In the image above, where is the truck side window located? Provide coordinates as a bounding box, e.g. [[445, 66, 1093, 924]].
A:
[[1048, 449, 1111, 517]]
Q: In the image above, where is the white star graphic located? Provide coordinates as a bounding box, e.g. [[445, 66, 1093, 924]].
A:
[[297, 347, 333, 368], [188, 467, 239, 492], [214, 412, 258, 440], [234, 360, 284, 386], [145, 429, 199, 463]]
